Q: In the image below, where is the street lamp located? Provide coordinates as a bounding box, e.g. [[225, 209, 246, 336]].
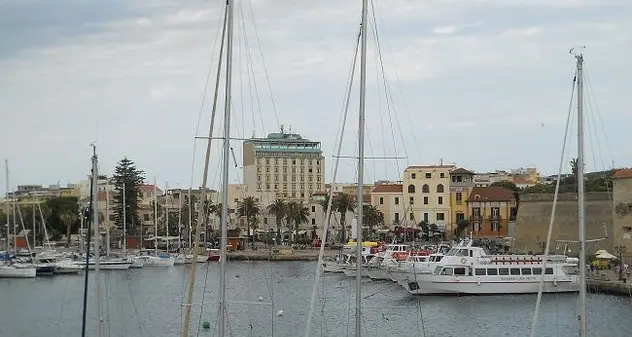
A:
[[614, 245, 627, 282]]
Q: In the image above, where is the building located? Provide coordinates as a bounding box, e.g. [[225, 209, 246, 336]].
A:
[[371, 183, 404, 228], [466, 186, 516, 238], [402, 165, 455, 233], [242, 127, 325, 201], [612, 169, 632, 259], [448, 168, 475, 239]]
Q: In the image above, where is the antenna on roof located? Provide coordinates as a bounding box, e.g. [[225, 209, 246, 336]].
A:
[[440, 158, 443, 166], [280, 124, 284, 133], [289, 125, 292, 133]]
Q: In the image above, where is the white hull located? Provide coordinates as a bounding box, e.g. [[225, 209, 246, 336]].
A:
[[174, 255, 186, 265], [143, 257, 175, 267], [366, 267, 390, 280], [322, 262, 345, 273], [184, 255, 208, 264], [0, 266, 37, 278], [343, 266, 369, 278], [76, 260, 132, 270], [421, 275, 580, 295], [130, 257, 145, 268], [54, 261, 83, 274]]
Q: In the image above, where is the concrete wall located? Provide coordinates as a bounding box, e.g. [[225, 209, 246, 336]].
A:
[[514, 192, 613, 256], [613, 178, 632, 259]]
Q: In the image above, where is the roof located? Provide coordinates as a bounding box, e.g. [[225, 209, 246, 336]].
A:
[[468, 186, 515, 202], [372, 184, 403, 193], [613, 169, 632, 180], [513, 177, 532, 184], [450, 167, 475, 175], [405, 165, 456, 170], [140, 184, 163, 193]]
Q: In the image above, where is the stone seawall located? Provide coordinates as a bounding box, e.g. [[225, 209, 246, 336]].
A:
[[514, 193, 613, 254]]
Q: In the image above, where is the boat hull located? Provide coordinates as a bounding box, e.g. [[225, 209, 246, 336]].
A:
[[144, 257, 175, 267], [0, 266, 37, 278], [184, 255, 209, 264]]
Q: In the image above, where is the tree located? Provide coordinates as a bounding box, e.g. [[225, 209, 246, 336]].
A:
[[418, 221, 430, 240], [334, 193, 356, 243], [456, 219, 470, 237], [45, 197, 79, 241], [112, 157, 145, 236], [570, 157, 579, 179], [267, 199, 287, 245], [362, 205, 384, 240], [286, 201, 309, 244], [237, 197, 260, 246], [60, 211, 78, 248]]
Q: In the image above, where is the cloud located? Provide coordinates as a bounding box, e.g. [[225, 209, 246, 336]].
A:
[[0, 0, 630, 194]]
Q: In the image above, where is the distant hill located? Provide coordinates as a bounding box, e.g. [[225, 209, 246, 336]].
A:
[[522, 169, 614, 194]]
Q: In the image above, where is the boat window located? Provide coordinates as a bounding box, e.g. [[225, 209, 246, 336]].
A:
[[487, 268, 498, 275], [532, 268, 542, 275], [510, 268, 520, 275], [456, 249, 468, 257], [440, 267, 453, 275], [454, 267, 466, 275], [521, 268, 532, 275], [469, 250, 473, 257], [498, 268, 509, 275], [545, 267, 554, 275], [475, 268, 486, 275], [433, 266, 443, 275]]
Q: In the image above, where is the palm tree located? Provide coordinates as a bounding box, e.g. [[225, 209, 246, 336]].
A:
[[237, 197, 260, 247], [362, 205, 384, 240], [266, 199, 287, 245], [570, 157, 579, 179], [286, 201, 309, 244], [335, 193, 356, 243], [60, 211, 77, 248]]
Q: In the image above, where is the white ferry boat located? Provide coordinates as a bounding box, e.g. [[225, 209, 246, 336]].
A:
[[400, 238, 579, 295], [388, 253, 444, 283]]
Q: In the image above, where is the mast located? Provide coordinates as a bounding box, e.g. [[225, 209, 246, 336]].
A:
[[355, 0, 367, 336], [105, 180, 111, 256], [218, 0, 234, 335], [181, 1, 228, 336], [165, 181, 169, 253], [122, 182, 127, 255], [153, 177, 158, 256], [188, 188, 192, 248], [32, 203, 36, 248], [4, 159, 10, 252], [91, 145, 103, 337], [178, 188, 182, 252], [574, 49, 587, 337]]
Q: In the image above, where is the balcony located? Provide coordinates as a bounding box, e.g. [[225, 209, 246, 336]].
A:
[[470, 215, 483, 221], [488, 215, 502, 221]]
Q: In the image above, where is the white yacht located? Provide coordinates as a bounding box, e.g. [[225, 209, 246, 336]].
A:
[[400, 239, 579, 295], [388, 253, 444, 283]]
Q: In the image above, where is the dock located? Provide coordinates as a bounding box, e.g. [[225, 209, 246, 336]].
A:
[[587, 278, 632, 296], [226, 248, 334, 261]]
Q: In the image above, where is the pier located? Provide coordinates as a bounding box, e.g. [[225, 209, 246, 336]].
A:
[[226, 247, 335, 261]]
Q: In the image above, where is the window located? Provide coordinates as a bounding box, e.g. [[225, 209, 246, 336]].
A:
[[394, 197, 399, 205], [454, 267, 466, 275], [409, 197, 414, 205], [425, 173, 431, 179], [143, 214, 150, 221], [487, 268, 498, 275], [456, 192, 462, 202], [491, 222, 500, 231], [423, 197, 428, 205], [311, 206, 316, 212], [498, 268, 509, 275], [491, 207, 500, 219], [407, 184, 416, 193], [438, 196, 443, 205], [475, 268, 486, 275], [472, 222, 480, 232], [521, 268, 532, 275], [440, 173, 445, 178], [545, 268, 554, 275], [411, 173, 416, 179], [422, 184, 430, 193], [440, 267, 453, 275], [423, 213, 429, 222], [409, 213, 414, 221], [532, 268, 542, 275], [436, 213, 445, 221], [311, 218, 316, 225], [379, 197, 384, 205], [436, 184, 444, 193], [394, 213, 400, 223], [510, 268, 520, 275]]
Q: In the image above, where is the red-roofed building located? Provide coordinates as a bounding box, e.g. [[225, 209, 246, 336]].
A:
[[466, 186, 517, 238], [371, 183, 403, 228]]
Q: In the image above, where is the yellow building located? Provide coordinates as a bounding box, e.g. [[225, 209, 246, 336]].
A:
[[403, 165, 455, 234], [448, 168, 475, 239], [371, 183, 404, 228], [467, 186, 517, 238]]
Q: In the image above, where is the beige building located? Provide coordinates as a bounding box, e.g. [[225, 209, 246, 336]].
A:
[[403, 165, 455, 233], [371, 183, 404, 228], [613, 169, 632, 259], [242, 127, 325, 201]]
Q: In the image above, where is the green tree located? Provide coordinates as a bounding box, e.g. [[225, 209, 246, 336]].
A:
[[112, 157, 145, 235], [60, 211, 78, 248], [237, 197, 260, 246], [267, 199, 287, 245], [456, 219, 470, 237], [286, 201, 309, 244], [45, 197, 79, 240], [362, 205, 384, 240], [334, 193, 356, 243]]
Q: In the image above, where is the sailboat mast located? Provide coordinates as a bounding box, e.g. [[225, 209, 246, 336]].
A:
[[355, 0, 368, 336], [4, 159, 10, 252], [165, 181, 169, 253], [219, 0, 234, 335], [574, 51, 587, 337], [178, 188, 182, 251], [153, 177, 158, 256], [106, 181, 111, 256], [91, 146, 103, 337], [122, 182, 127, 254]]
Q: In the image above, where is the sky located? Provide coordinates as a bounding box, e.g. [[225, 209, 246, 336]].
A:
[[0, 0, 630, 195]]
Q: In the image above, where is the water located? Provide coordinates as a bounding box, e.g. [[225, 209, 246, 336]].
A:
[[0, 262, 630, 337]]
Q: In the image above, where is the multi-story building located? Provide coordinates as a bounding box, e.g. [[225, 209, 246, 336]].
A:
[[402, 165, 455, 233], [371, 183, 404, 228], [242, 127, 325, 201], [612, 169, 632, 259], [466, 186, 516, 238], [448, 168, 475, 239]]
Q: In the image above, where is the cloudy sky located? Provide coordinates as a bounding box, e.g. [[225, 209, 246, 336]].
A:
[[0, 0, 630, 194]]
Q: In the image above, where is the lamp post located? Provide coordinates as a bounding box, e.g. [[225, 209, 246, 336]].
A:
[[614, 245, 626, 282]]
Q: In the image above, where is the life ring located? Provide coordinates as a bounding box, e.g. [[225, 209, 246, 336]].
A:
[[461, 258, 467, 264]]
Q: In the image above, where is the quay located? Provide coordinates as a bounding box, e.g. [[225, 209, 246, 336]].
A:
[[226, 247, 335, 261], [587, 278, 632, 296]]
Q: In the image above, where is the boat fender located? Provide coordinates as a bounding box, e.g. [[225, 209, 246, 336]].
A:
[[460, 258, 467, 264]]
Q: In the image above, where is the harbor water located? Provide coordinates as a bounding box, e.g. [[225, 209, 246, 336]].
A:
[[0, 261, 630, 337]]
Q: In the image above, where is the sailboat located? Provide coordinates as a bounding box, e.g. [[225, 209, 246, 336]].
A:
[[181, 1, 232, 335], [139, 179, 175, 267], [530, 48, 592, 337]]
